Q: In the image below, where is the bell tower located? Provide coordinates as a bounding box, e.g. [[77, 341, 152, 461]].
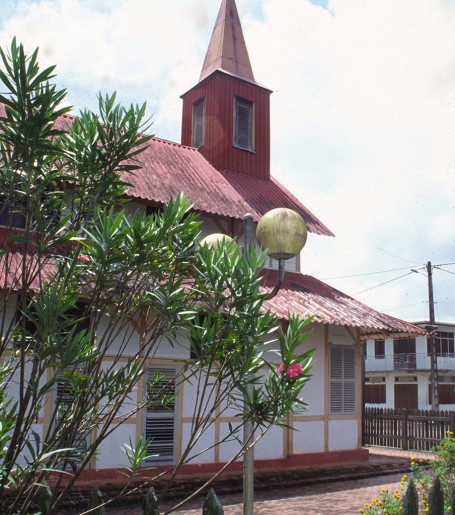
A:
[[181, 0, 272, 180]]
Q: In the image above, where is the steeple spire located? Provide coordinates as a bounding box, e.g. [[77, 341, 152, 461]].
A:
[[200, 0, 256, 84]]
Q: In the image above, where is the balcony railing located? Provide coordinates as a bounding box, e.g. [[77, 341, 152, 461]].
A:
[[365, 353, 455, 373]]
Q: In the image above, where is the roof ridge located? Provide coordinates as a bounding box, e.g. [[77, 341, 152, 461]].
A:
[[151, 136, 199, 151]]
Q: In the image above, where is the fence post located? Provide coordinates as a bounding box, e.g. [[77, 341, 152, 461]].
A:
[[402, 411, 409, 451], [450, 411, 455, 435]]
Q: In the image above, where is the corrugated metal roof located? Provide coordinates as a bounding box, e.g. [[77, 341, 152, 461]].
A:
[[261, 270, 426, 340], [0, 102, 332, 236], [125, 137, 334, 236], [0, 249, 422, 339], [0, 251, 55, 292], [199, 0, 257, 85]]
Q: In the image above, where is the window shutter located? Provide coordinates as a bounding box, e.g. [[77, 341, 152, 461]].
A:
[[234, 97, 254, 151], [55, 378, 89, 466], [330, 346, 356, 414], [145, 366, 176, 463], [192, 99, 205, 148]]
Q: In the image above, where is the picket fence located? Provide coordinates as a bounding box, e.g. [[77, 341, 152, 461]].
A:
[[364, 407, 455, 451]]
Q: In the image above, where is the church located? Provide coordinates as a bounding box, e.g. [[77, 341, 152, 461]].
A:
[[0, 0, 424, 482]]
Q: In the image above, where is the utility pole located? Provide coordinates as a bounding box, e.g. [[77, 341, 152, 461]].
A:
[[427, 261, 439, 410]]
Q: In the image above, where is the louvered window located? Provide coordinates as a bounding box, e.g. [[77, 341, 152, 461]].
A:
[[144, 366, 176, 463], [192, 98, 205, 148], [329, 346, 356, 414], [54, 377, 89, 469], [234, 97, 254, 151]]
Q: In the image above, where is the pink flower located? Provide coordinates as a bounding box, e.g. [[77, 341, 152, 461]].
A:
[[277, 363, 285, 374], [286, 363, 303, 379], [77, 255, 90, 263]]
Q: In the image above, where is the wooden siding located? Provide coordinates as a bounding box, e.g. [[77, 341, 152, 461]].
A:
[[181, 71, 271, 179]]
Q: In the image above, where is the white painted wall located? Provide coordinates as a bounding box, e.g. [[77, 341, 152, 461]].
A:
[[181, 422, 216, 464], [96, 423, 136, 468], [2, 286, 363, 469], [328, 419, 358, 451], [293, 420, 325, 453]]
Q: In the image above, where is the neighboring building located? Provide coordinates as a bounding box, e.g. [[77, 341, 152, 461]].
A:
[[365, 322, 455, 410], [1, 0, 424, 478]]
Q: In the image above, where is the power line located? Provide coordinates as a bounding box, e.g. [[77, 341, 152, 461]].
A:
[[435, 267, 455, 276], [377, 247, 424, 265], [379, 301, 427, 313], [325, 262, 452, 282], [323, 265, 417, 280], [353, 271, 415, 295]]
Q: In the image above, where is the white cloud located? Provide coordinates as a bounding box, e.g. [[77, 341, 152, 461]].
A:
[[244, 0, 455, 321], [0, 0, 453, 321]]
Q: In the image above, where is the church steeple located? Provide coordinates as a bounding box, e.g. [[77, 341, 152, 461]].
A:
[[199, 0, 256, 84], [181, 0, 272, 180]]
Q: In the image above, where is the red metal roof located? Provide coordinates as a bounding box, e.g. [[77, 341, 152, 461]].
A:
[[125, 137, 334, 236], [0, 102, 332, 236], [0, 247, 422, 338], [0, 251, 55, 292], [261, 270, 426, 339], [199, 0, 257, 85]]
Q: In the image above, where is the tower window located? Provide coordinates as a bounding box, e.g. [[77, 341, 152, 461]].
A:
[[192, 98, 205, 148], [234, 97, 254, 152]]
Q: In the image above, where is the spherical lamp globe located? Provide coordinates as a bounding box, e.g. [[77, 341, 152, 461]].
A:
[[256, 208, 307, 260], [199, 233, 235, 250]]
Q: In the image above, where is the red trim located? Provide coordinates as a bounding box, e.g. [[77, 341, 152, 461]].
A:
[[70, 449, 369, 486]]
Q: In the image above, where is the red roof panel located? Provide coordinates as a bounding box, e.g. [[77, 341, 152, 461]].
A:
[[125, 138, 333, 236], [261, 270, 426, 340]]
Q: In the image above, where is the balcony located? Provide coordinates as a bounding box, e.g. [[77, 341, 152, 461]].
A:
[[365, 353, 455, 373]]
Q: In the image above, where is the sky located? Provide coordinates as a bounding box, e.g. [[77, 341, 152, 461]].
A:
[[0, 0, 454, 324]]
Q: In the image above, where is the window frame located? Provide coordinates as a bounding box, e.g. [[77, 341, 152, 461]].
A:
[[427, 331, 455, 357], [192, 98, 205, 148], [233, 96, 254, 152], [144, 365, 177, 464], [374, 339, 385, 359]]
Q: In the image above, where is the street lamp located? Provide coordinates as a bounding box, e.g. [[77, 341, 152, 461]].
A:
[[200, 208, 308, 515], [243, 209, 307, 515]]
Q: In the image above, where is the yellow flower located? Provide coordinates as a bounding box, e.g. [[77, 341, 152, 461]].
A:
[[446, 430, 453, 435], [381, 487, 388, 492], [410, 455, 416, 460], [358, 511, 364, 514], [411, 461, 415, 465]]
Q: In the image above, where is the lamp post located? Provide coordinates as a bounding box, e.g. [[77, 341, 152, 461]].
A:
[[243, 209, 307, 515], [200, 208, 308, 515]]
